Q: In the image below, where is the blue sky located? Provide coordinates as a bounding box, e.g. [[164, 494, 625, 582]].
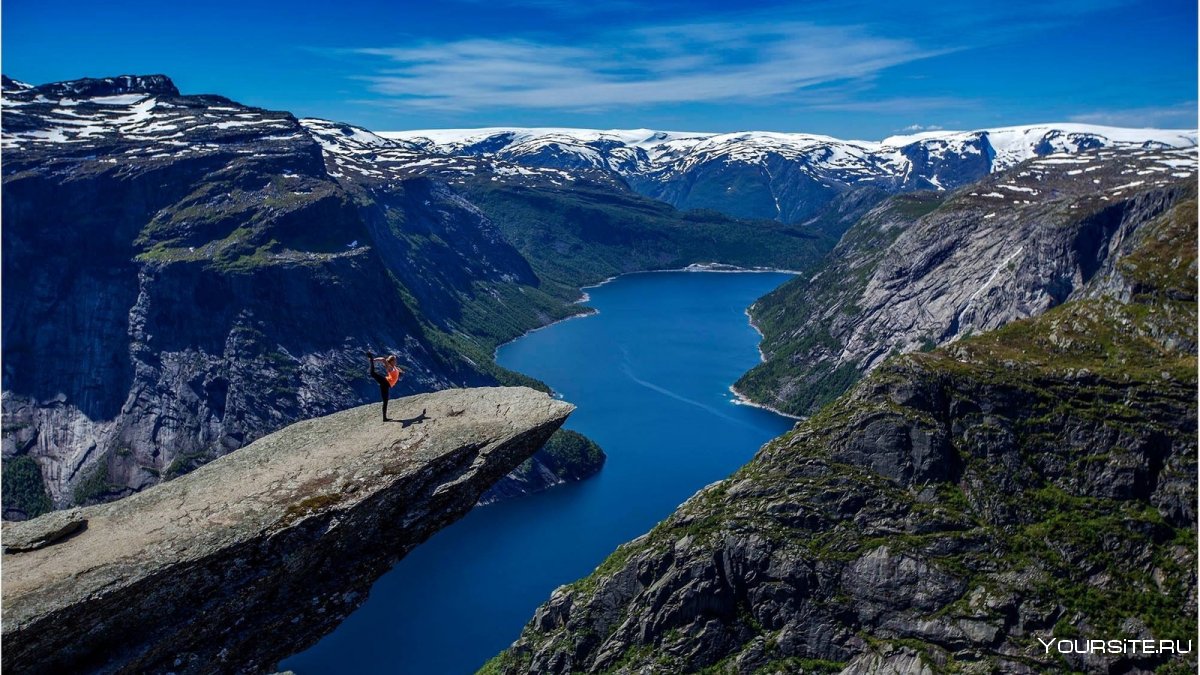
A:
[[3, 0, 1196, 137]]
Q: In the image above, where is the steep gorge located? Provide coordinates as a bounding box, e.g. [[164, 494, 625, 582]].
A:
[[488, 177, 1198, 673], [0, 75, 826, 517], [737, 147, 1197, 416]]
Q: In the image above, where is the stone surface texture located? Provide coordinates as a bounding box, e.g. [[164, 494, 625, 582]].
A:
[[2, 386, 572, 675]]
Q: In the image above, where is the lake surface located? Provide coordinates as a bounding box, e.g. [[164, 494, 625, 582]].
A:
[[281, 271, 796, 674]]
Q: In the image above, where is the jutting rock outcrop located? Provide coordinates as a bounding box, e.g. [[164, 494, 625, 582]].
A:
[[2, 386, 573, 675], [1, 74, 816, 517]]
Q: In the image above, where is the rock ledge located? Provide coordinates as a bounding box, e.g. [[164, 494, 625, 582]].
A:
[[2, 386, 572, 674]]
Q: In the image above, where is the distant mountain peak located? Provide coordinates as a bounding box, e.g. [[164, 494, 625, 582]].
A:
[[379, 123, 1195, 223], [1, 75, 34, 92], [21, 74, 180, 100]]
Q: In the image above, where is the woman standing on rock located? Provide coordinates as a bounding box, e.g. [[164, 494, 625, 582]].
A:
[[366, 351, 404, 421]]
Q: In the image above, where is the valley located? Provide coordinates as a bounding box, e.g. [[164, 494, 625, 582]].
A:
[[1, 72, 1196, 675], [0, 75, 828, 518]]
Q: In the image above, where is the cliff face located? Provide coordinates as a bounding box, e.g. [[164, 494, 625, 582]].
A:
[[488, 198, 1197, 673], [1, 75, 817, 517], [0, 76, 520, 513], [2, 386, 573, 675], [736, 147, 1197, 416]]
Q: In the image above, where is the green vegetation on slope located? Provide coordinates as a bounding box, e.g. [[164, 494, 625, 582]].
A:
[[735, 191, 944, 414], [487, 196, 1197, 674], [537, 429, 606, 480], [462, 179, 833, 288], [72, 459, 117, 506], [1, 456, 52, 519], [504, 428, 607, 486], [483, 429, 606, 504]]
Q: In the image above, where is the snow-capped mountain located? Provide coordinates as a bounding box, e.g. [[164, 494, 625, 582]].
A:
[[0, 76, 614, 193], [1, 74, 320, 175], [384, 125, 1197, 223], [299, 118, 597, 189], [4, 70, 1194, 226]]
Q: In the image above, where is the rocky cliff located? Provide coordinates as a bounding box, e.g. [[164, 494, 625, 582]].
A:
[[0, 74, 515, 514], [5, 74, 823, 517], [486, 194, 1197, 673], [2, 386, 572, 674], [736, 146, 1198, 416]]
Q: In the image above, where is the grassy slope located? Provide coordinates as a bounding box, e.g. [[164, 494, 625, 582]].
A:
[[432, 178, 837, 393], [461, 179, 833, 289], [442, 178, 837, 388]]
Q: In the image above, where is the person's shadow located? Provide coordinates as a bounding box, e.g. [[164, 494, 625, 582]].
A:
[[389, 408, 429, 428]]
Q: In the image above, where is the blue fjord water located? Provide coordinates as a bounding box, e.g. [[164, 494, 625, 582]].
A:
[[282, 271, 797, 674]]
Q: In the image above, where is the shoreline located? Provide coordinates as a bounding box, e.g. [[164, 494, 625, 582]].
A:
[[494, 265, 805, 423], [732, 301, 806, 421], [578, 263, 801, 295], [574, 263, 800, 305], [744, 305, 768, 362], [728, 384, 805, 421], [499, 265, 801, 357], [492, 306, 599, 359]]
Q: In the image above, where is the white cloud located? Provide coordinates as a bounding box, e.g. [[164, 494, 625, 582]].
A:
[[350, 20, 951, 112], [899, 123, 945, 132], [1068, 102, 1198, 129]]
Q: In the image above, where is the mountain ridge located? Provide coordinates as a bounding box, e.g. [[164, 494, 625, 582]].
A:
[[735, 145, 1198, 416], [382, 123, 1197, 161], [0, 73, 825, 518], [487, 179, 1198, 675], [382, 123, 1196, 223]]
